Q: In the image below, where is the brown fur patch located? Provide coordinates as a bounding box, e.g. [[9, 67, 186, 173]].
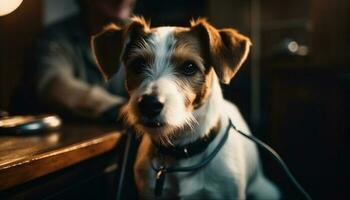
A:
[[171, 29, 215, 110], [190, 18, 252, 84], [122, 17, 153, 92]]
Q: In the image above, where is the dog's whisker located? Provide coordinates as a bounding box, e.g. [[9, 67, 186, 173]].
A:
[[185, 114, 198, 131], [159, 134, 171, 146], [165, 134, 174, 146]]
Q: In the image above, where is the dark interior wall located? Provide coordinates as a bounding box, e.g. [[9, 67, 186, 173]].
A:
[[134, 0, 206, 26], [311, 0, 350, 66], [207, 0, 251, 32], [259, 0, 350, 199], [0, 0, 42, 110]]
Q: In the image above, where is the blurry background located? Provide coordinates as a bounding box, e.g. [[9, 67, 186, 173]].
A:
[[0, 0, 349, 199]]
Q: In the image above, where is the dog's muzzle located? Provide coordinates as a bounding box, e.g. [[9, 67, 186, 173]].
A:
[[137, 94, 165, 128]]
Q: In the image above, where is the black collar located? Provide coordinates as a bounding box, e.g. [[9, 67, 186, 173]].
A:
[[153, 121, 221, 159], [151, 118, 230, 197]]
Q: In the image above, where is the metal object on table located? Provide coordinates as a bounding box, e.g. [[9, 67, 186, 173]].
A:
[[0, 114, 62, 134]]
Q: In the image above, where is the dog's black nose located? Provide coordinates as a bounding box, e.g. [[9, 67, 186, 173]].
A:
[[138, 95, 164, 118]]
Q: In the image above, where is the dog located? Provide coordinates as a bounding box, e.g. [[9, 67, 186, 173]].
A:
[[92, 16, 280, 199]]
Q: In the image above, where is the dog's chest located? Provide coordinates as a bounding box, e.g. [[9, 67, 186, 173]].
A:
[[134, 135, 245, 200]]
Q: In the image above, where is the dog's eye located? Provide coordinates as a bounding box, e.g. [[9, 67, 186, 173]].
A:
[[180, 61, 199, 76], [129, 58, 147, 74]]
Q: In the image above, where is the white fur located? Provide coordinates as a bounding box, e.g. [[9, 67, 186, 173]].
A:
[[149, 27, 176, 77], [123, 27, 281, 199]]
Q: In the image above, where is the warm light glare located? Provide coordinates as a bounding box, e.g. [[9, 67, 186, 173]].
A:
[[0, 0, 23, 16], [287, 41, 299, 53]]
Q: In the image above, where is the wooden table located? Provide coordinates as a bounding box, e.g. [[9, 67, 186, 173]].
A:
[[0, 122, 125, 199]]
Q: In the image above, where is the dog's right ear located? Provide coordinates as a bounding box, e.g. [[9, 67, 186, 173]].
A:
[[91, 16, 150, 80]]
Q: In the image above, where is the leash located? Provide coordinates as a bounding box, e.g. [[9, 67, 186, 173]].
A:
[[116, 128, 134, 200], [228, 119, 312, 200], [151, 118, 312, 200], [151, 120, 231, 196]]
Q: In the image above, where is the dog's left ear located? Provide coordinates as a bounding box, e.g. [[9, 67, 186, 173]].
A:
[[91, 24, 125, 80], [190, 19, 252, 84]]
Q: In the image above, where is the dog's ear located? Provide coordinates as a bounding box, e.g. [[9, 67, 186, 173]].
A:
[[190, 19, 252, 84], [126, 16, 151, 42], [91, 16, 150, 80], [91, 24, 124, 80]]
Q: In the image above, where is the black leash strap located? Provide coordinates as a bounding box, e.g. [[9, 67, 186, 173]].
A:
[[227, 119, 312, 200], [116, 129, 134, 200], [151, 121, 231, 196]]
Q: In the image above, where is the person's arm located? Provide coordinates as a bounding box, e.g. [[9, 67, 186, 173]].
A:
[[42, 71, 126, 118], [35, 31, 125, 120]]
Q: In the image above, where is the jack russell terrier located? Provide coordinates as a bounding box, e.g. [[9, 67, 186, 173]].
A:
[[92, 16, 280, 199]]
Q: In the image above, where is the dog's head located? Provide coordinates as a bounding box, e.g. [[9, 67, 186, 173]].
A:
[[92, 17, 251, 143]]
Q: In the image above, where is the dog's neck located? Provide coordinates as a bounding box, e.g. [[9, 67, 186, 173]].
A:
[[167, 74, 223, 147]]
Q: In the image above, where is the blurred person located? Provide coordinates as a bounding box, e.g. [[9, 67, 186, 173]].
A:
[[12, 0, 136, 122]]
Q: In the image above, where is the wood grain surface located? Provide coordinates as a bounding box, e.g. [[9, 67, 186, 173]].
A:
[[0, 123, 124, 190]]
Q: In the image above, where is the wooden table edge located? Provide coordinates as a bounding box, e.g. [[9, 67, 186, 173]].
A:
[[0, 131, 123, 190]]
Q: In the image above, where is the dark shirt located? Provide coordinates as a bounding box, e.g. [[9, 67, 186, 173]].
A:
[[12, 14, 126, 119]]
